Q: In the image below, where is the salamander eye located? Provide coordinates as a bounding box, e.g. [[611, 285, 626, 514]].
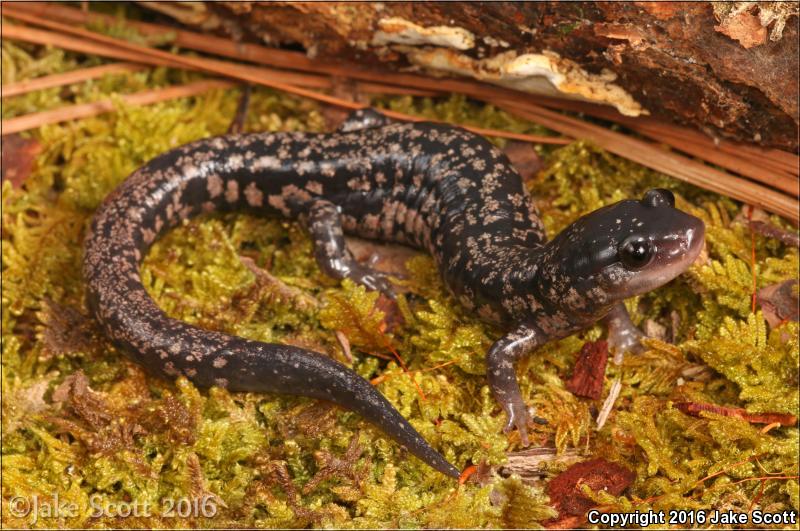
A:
[[619, 236, 653, 269]]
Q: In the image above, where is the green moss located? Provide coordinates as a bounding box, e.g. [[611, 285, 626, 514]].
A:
[[2, 22, 798, 529]]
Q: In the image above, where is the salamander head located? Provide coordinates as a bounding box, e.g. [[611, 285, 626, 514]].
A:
[[538, 189, 705, 316]]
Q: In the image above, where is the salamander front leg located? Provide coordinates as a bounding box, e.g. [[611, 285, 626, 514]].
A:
[[486, 323, 542, 446], [307, 199, 396, 298], [603, 303, 646, 355]]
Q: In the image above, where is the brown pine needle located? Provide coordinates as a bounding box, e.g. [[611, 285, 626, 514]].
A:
[[9, 2, 799, 175], [1, 23, 178, 67], [3, 4, 797, 222], [0, 24, 426, 98], [2, 20, 570, 145], [2, 79, 236, 135], [29, 0, 797, 186], [494, 100, 799, 223], [623, 122, 799, 194], [2, 62, 148, 98]]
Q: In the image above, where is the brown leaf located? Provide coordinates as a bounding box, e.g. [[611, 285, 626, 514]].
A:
[[141, 393, 198, 446], [374, 292, 404, 331], [38, 300, 98, 360], [51, 371, 112, 430], [3, 376, 53, 432], [565, 340, 609, 400], [323, 76, 370, 130], [545, 458, 635, 527], [502, 140, 542, 183], [346, 236, 418, 280], [1, 134, 42, 187], [757, 279, 799, 328]]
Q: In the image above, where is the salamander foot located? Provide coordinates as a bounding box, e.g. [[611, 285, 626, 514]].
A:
[[501, 397, 532, 447], [307, 198, 396, 298], [603, 303, 646, 355]]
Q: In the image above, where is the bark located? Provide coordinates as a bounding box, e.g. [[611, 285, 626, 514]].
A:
[[145, 1, 799, 151]]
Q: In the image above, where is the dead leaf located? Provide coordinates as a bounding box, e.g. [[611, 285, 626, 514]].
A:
[[502, 140, 542, 183], [3, 376, 53, 432], [643, 319, 667, 341], [346, 236, 418, 280], [323, 76, 370, 130], [38, 300, 98, 360], [335, 330, 353, 363], [565, 340, 609, 400], [544, 458, 635, 527], [757, 279, 799, 328], [1, 134, 42, 187]]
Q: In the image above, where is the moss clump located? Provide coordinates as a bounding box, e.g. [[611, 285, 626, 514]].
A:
[[2, 20, 798, 529]]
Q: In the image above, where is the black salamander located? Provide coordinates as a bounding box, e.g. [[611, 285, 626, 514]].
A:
[[83, 109, 705, 478]]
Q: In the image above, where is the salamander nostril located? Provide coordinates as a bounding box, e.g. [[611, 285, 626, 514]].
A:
[[643, 189, 675, 208]]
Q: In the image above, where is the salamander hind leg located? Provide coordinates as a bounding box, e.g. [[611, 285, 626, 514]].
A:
[[337, 108, 392, 132], [307, 199, 396, 298], [486, 323, 542, 447], [602, 303, 646, 356]]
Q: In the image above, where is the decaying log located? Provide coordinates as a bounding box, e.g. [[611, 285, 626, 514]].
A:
[[142, 1, 799, 151]]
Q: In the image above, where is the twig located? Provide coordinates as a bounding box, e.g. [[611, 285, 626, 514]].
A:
[[748, 206, 758, 313], [239, 256, 319, 310], [674, 401, 798, 426], [722, 142, 799, 176], [2, 79, 236, 135], [2, 62, 147, 98], [0, 13, 437, 121], [1, 23, 177, 66], [750, 220, 800, 248], [227, 84, 251, 135], [596, 377, 622, 431]]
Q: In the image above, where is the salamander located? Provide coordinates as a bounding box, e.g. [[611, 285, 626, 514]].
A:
[[83, 108, 705, 479]]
